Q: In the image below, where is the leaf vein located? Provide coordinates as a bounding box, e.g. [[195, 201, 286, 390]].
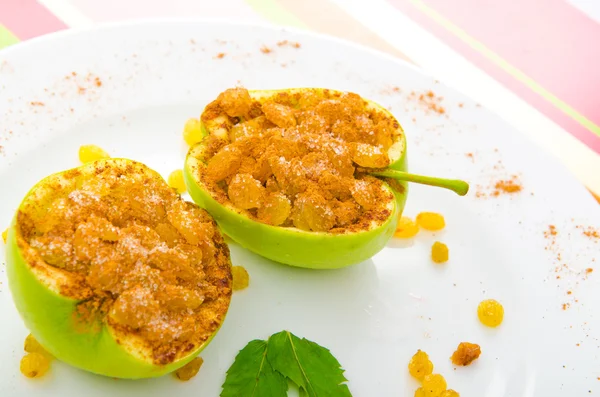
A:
[[286, 331, 317, 396], [251, 345, 269, 397]]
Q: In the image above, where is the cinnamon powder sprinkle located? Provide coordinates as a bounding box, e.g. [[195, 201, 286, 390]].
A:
[[260, 46, 272, 54], [195, 87, 399, 233], [576, 225, 600, 240], [30, 101, 45, 106], [476, 174, 523, 198], [546, 225, 558, 237], [492, 178, 522, 196], [276, 40, 301, 48], [409, 90, 445, 114], [215, 53, 226, 59], [544, 222, 597, 311], [16, 160, 232, 365]]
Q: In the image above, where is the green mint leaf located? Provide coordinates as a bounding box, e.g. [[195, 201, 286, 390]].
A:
[[267, 331, 352, 397], [221, 339, 288, 397]]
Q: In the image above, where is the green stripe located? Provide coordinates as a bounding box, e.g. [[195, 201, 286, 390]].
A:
[[0, 25, 20, 49], [244, 0, 307, 28], [409, 0, 600, 138]]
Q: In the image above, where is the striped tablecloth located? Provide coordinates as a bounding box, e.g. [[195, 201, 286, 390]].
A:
[[1, 0, 599, 200]]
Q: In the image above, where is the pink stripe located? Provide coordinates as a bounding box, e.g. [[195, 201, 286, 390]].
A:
[[422, 0, 600, 127], [388, 0, 600, 154], [0, 0, 67, 40]]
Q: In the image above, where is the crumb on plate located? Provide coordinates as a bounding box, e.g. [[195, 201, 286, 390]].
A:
[[450, 342, 481, 366]]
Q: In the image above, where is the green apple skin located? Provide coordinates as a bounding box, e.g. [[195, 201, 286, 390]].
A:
[[5, 160, 228, 379], [184, 146, 408, 270]]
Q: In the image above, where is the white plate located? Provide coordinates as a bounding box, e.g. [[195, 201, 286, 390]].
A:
[[0, 20, 599, 397]]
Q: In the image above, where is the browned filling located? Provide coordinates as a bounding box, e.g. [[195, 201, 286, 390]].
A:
[[450, 342, 481, 366], [197, 88, 399, 233], [16, 161, 231, 365]]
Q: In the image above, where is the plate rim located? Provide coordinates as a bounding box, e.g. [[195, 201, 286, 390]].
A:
[[0, 17, 598, 395]]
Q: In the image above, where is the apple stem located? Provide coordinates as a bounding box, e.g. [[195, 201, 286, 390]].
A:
[[368, 169, 470, 196]]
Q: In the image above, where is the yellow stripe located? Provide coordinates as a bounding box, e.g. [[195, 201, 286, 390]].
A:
[[590, 189, 600, 204], [0, 24, 20, 49], [409, 0, 600, 139], [244, 0, 307, 28]]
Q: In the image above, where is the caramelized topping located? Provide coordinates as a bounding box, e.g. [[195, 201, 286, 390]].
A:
[[17, 161, 231, 364], [198, 88, 400, 232]]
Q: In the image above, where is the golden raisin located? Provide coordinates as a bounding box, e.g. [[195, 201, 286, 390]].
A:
[[168, 169, 187, 194], [431, 241, 449, 263], [157, 285, 204, 311], [155, 223, 183, 247], [2, 228, 7, 243], [31, 235, 73, 268], [292, 191, 336, 232], [86, 261, 122, 293], [350, 178, 381, 210], [167, 200, 214, 245], [414, 388, 426, 397], [408, 350, 434, 381], [332, 199, 360, 227], [79, 144, 109, 163], [440, 391, 460, 397], [149, 247, 196, 282], [111, 286, 160, 328], [87, 214, 119, 242], [351, 142, 390, 168], [262, 102, 296, 128], [450, 342, 481, 366], [174, 357, 203, 381], [183, 118, 204, 146], [257, 192, 292, 226], [422, 374, 447, 397], [478, 299, 504, 327], [205, 146, 242, 182], [228, 173, 265, 210], [395, 216, 419, 238], [218, 88, 252, 117], [232, 266, 250, 291], [230, 117, 265, 142], [20, 353, 50, 378], [416, 212, 445, 231], [24, 334, 51, 358]]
